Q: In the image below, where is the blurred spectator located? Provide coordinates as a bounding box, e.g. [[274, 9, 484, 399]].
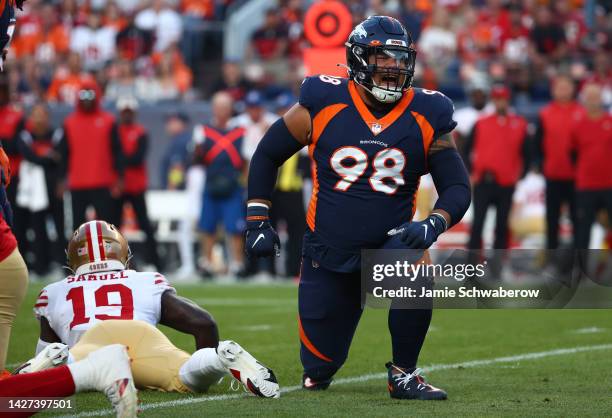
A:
[[509, 171, 546, 246], [156, 47, 193, 95], [12, 3, 70, 66], [529, 6, 567, 66], [15, 103, 64, 275], [248, 8, 288, 61], [57, 82, 124, 229], [116, 13, 155, 60], [103, 1, 129, 32], [161, 111, 199, 278], [70, 9, 117, 72], [134, 61, 179, 103], [400, 0, 426, 42], [500, 4, 530, 65], [269, 93, 305, 278], [554, 0, 587, 52], [534, 75, 582, 250], [194, 92, 247, 278], [59, 0, 89, 28], [571, 83, 612, 248], [46, 52, 97, 104], [585, 51, 612, 109], [115, 96, 161, 271], [161, 111, 192, 189], [454, 73, 492, 155], [280, 0, 305, 59], [14, 54, 51, 105], [135, 0, 183, 53], [417, 6, 457, 81], [466, 85, 528, 250], [207, 60, 252, 101], [230, 90, 278, 160], [105, 60, 138, 103]]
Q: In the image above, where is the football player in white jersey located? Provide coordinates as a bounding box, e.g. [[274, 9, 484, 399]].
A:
[[21, 220, 279, 398]]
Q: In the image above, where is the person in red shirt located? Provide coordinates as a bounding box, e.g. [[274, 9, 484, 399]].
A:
[[535, 75, 584, 250], [57, 82, 124, 229], [115, 96, 160, 270], [465, 84, 529, 249], [571, 83, 612, 248]]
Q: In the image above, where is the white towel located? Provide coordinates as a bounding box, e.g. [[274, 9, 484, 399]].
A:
[[16, 161, 49, 212]]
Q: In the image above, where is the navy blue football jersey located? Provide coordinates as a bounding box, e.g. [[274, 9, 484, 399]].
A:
[[299, 75, 456, 272]]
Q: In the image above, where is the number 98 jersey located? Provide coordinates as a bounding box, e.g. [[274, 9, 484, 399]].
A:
[[33, 270, 174, 347], [300, 75, 456, 272]]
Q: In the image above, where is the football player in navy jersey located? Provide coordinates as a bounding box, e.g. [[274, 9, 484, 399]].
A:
[[245, 16, 471, 400]]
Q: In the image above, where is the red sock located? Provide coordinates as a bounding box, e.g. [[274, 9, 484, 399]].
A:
[[0, 365, 75, 397]]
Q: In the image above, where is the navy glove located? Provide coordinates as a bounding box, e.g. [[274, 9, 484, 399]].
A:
[[245, 204, 280, 258], [385, 214, 447, 249]]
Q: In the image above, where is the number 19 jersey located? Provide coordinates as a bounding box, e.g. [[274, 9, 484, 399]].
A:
[[34, 270, 174, 347], [300, 75, 456, 272]]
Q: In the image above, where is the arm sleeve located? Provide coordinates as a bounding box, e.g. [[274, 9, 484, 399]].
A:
[[434, 93, 457, 139], [124, 133, 148, 166], [0, 184, 12, 227], [428, 148, 471, 227], [0, 2, 15, 52], [110, 123, 125, 176], [247, 118, 304, 202], [17, 131, 54, 166]]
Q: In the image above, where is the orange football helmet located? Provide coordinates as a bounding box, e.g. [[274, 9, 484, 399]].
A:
[[67, 221, 130, 275]]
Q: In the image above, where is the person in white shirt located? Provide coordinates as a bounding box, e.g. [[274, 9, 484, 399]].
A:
[[229, 90, 278, 161], [135, 0, 183, 52], [454, 74, 493, 155], [70, 10, 117, 72], [27, 220, 279, 397]]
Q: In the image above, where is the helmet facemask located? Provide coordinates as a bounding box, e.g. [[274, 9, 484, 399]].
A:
[[347, 44, 416, 103]]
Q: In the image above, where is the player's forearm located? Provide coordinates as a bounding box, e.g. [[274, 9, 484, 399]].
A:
[[429, 148, 471, 228], [247, 118, 303, 204]]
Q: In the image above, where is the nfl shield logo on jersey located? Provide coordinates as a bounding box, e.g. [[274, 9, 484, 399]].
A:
[[371, 123, 382, 134]]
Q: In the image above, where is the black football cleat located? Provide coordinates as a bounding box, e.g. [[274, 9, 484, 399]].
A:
[[386, 362, 447, 400], [302, 374, 333, 391]]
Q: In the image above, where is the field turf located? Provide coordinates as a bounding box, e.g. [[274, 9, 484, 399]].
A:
[[7, 281, 612, 417]]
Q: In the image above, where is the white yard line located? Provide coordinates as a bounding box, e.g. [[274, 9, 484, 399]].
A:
[[60, 343, 612, 418]]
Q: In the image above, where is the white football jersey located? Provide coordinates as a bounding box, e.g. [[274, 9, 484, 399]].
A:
[[34, 269, 174, 348]]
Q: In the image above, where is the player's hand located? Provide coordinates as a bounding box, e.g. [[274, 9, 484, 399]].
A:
[[385, 214, 447, 249], [245, 204, 280, 258], [0, 147, 11, 186]]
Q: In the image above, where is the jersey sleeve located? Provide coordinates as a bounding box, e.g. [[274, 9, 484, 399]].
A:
[[298, 75, 338, 118], [33, 287, 49, 320], [432, 93, 457, 139], [151, 273, 175, 322]]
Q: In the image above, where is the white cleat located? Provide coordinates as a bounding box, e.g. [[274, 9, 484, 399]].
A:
[[217, 340, 280, 398], [15, 343, 69, 374], [86, 344, 138, 418]]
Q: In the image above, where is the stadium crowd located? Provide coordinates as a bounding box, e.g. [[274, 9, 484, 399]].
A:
[[0, 0, 611, 280]]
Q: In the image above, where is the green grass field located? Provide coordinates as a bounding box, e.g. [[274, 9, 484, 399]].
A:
[[7, 281, 612, 417]]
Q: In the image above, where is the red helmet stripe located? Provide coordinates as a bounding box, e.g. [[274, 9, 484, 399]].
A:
[[85, 223, 95, 262], [96, 221, 106, 260]]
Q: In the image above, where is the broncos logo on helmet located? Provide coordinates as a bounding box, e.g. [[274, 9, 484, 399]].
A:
[[345, 16, 417, 104]]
